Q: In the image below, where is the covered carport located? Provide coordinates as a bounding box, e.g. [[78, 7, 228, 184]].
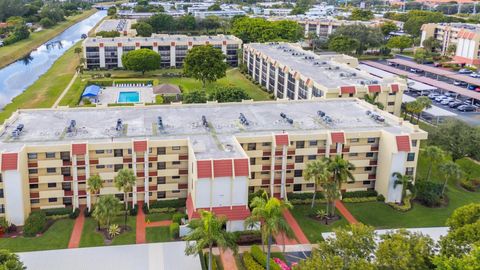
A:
[[403, 94, 457, 124]]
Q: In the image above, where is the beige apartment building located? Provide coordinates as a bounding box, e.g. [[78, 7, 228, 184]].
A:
[[243, 43, 405, 116], [0, 100, 426, 229]]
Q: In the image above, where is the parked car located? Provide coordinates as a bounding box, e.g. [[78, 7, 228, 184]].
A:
[[457, 105, 477, 112], [410, 68, 424, 73], [428, 93, 440, 99], [435, 95, 448, 102], [453, 80, 468, 86], [440, 98, 454, 105], [468, 85, 478, 90], [449, 101, 463, 108], [458, 69, 473, 74], [469, 72, 480, 78]]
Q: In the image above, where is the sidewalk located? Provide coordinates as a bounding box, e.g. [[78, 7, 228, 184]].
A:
[[136, 202, 146, 244], [68, 206, 85, 249], [219, 248, 237, 270], [335, 200, 358, 224]]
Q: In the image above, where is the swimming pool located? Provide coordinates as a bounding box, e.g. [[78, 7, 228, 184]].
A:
[[118, 91, 140, 103]]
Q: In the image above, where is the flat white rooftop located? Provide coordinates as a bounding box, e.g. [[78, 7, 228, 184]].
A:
[[85, 34, 240, 45]]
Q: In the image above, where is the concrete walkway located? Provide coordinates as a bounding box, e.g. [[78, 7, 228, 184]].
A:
[[282, 209, 310, 244], [52, 72, 78, 108], [67, 206, 85, 249], [219, 248, 237, 270], [146, 220, 172, 228], [136, 202, 146, 244], [335, 200, 359, 224]]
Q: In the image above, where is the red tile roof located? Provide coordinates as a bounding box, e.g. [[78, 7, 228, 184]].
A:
[[391, 84, 400, 93], [197, 160, 212, 178], [275, 134, 289, 146], [133, 141, 147, 152], [213, 159, 233, 177], [331, 132, 345, 144], [340, 86, 356, 94], [234, 159, 249, 176], [1, 153, 18, 171], [190, 205, 251, 221], [396, 135, 411, 152], [368, 85, 381, 93], [72, 143, 87, 155]]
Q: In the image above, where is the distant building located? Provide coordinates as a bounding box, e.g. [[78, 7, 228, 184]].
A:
[[95, 19, 137, 37]]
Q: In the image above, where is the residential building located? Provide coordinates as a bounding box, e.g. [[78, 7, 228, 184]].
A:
[[421, 23, 480, 66], [243, 43, 405, 116], [0, 99, 426, 229], [83, 34, 242, 69], [192, 9, 246, 19]]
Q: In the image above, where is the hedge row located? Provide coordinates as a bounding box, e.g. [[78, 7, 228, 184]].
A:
[[342, 197, 378, 203], [42, 207, 72, 216], [150, 199, 186, 209], [388, 195, 412, 212], [287, 192, 324, 200], [251, 245, 281, 270], [342, 190, 378, 198], [242, 252, 264, 270]]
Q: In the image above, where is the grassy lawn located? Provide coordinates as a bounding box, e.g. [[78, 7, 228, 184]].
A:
[[0, 219, 74, 252], [290, 204, 349, 243], [0, 41, 82, 123], [146, 226, 171, 243], [79, 214, 137, 247], [146, 212, 174, 222], [0, 9, 97, 69], [79, 218, 104, 248], [110, 215, 137, 246]]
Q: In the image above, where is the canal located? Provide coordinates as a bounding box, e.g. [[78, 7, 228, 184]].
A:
[[0, 10, 106, 108]]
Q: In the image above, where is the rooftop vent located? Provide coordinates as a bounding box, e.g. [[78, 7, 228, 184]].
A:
[[280, 112, 293, 124], [11, 124, 24, 139], [67, 120, 76, 134], [239, 113, 249, 126], [157, 116, 164, 130], [317, 110, 325, 117], [116, 119, 123, 131], [202, 115, 208, 128]]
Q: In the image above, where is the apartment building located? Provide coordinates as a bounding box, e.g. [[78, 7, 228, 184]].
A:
[[83, 34, 242, 69], [243, 43, 405, 116], [421, 23, 480, 66], [0, 99, 426, 229], [288, 18, 379, 38]]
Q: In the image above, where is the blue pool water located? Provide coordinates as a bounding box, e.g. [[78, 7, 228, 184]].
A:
[[118, 91, 140, 103]]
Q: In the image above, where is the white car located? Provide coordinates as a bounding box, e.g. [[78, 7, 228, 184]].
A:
[[440, 98, 454, 105], [469, 73, 480, 78], [428, 93, 440, 99], [435, 95, 447, 102]]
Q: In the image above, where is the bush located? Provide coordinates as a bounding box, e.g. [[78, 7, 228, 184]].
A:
[[142, 202, 149, 214], [460, 179, 479, 192], [129, 204, 138, 216], [377, 194, 386, 202], [69, 208, 80, 219], [287, 192, 324, 200], [242, 252, 264, 270], [250, 245, 281, 270], [169, 222, 179, 239], [148, 207, 176, 214], [23, 211, 47, 237], [234, 230, 262, 245], [0, 218, 8, 232], [289, 198, 327, 205], [388, 195, 412, 212], [150, 199, 186, 209], [172, 213, 186, 224], [84, 207, 93, 217], [415, 180, 443, 207], [342, 190, 378, 198], [7, 224, 17, 233], [342, 197, 377, 203], [39, 17, 55, 28], [42, 207, 72, 216]]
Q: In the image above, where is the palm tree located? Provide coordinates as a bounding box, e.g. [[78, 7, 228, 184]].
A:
[[184, 211, 238, 270], [364, 93, 385, 110], [245, 194, 293, 270], [392, 172, 413, 203], [93, 195, 120, 229], [438, 161, 463, 196], [87, 174, 104, 229], [327, 156, 355, 216], [304, 159, 332, 210], [114, 168, 136, 228], [424, 146, 444, 181], [416, 96, 432, 123]]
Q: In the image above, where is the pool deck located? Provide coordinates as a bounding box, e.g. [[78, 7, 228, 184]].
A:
[[96, 86, 155, 104]]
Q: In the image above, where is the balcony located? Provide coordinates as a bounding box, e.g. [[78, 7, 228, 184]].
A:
[[78, 175, 86, 181], [275, 151, 283, 156], [89, 159, 99, 165], [317, 149, 326, 154], [178, 183, 188, 189], [136, 157, 145, 163], [371, 146, 379, 151], [63, 160, 72, 166], [149, 156, 158, 162], [123, 157, 132, 163], [29, 177, 38, 183], [261, 165, 271, 171], [30, 192, 39, 199], [369, 160, 378, 166], [63, 175, 73, 181], [137, 186, 145, 192], [77, 160, 86, 166], [149, 185, 158, 191], [78, 190, 86, 196], [179, 169, 188, 175], [287, 150, 295, 156], [263, 151, 271, 157], [368, 174, 376, 180], [342, 147, 350, 152], [28, 162, 38, 168], [137, 172, 145, 177], [64, 190, 73, 196], [179, 155, 188, 160], [286, 164, 294, 170], [149, 171, 158, 177], [261, 179, 270, 185]]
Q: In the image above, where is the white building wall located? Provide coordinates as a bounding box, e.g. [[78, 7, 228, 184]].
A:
[[232, 177, 248, 206], [195, 179, 210, 208], [387, 152, 407, 203], [3, 170, 26, 225], [211, 177, 230, 207]]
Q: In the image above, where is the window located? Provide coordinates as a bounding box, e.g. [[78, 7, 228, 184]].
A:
[[172, 176, 180, 179], [387, 102, 395, 106], [250, 158, 256, 165], [157, 191, 166, 199], [261, 157, 270, 161], [309, 140, 318, 146], [367, 138, 376, 143], [411, 140, 418, 147], [48, 183, 56, 188], [45, 152, 55, 158], [308, 155, 316, 160], [30, 199, 39, 204], [296, 141, 305, 149], [262, 142, 271, 147], [157, 162, 166, 170], [28, 153, 37, 159], [128, 149, 132, 155], [29, 184, 38, 189], [306, 183, 315, 188], [350, 138, 359, 143], [172, 161, 181, 165], [95, 150, 105, 154], [293, 184, 302, 192], [157, 177, 166, 184], [366, 152, 374, 157], [294, 170, 302, 177], [295, 156, 304, 163], [114, 149, 123, 157], [149, 163, 153, 168], [47, 168, 56, 173], [405, 167, 414, 176], [407, 153, 415, 162], [96, 165, 105, 169], [114, 164, 123, 172], [0, 189, 3, 198], [28, 169, 38, 174], [172, 146, 181, 151], [247, 143, 256, 151], [157, 147, 166, 155], [364, 167, 372, 171], [389, 92, 396, 96], [172, 190, 180, 193], [363, 181, 371, 185], [348, 153, 358, 157], [106, 150, 113, 154], [48, 198, 58, 203]]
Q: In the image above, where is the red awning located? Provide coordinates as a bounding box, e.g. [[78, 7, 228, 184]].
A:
[[396, 135, 411, 152]]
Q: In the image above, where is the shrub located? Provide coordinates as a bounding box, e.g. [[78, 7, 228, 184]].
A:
[[87, 80, 113, 87], [377, 194, 386, 202], [42, 207, 72, 216], [0, 218, 8, 232], [169, 222, 179, 239], [129, 204, 138, 216], [415, 180, 443, 207], [342, 197, 377, 203], [289, 198, 327, 205], [69, 208, 80, 219], [250, 245, 281, 270], [150, 199, 186, 209], [172, 213, 186, 224], [84, 207, 93, 217], [148, 207, 176, 214], [287, 192, 324, 200], [460, 179, 479, 192], [388, 195, 412, 212], [7, 224, 17, 233], [39, 17, 55, 28], [108, 224, 121, 239], [142, 202, 149, 214], [23, 211, 47, 237], [243, 251, 268, 270], [234, 230, 262, 245], [342, 190, 378, 198]]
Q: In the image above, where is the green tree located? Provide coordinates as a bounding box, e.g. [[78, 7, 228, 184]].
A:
[[434, 246, 480, 270], [122, 49, 160, 75], [328, 35, 359, 54], [39, 17, 54, 28], [200, 16, 221, 33], [92, 195, 120, 229], [87, 174, 103, 206], [231, 17, 302, 43], [245, 194, 293, 270], [74, 47, 82, 58], [107, 6, 116, 16], [380, 21, 398, 36], [146, 14, 174, 32], [424, 146, 445, 181], [0, 249, 26, 270], [96, 30, 120, 37], [364, 93, 385, 110], [304, 159, 332, 210], [327, 156, 355, 217], [183, 45, 227, 89], [387, 36, 413, 53], [184, 211, 238, 270], [290, 0, 314, 15], [376, 230, 435, 270], [114, 168, 136, 228], [183, 90, 207, 104], [414, 48, 429, 64], [392, 172, 413, 203], [447, 44, 457, 55], [133, 22, 153, 37], [438, 161, 463, 196], [176, 15, 196, 31], [208, 86, 250, 102], [330, 24, 383, 55], [207, 3, 221, 11], [349, 8, 374, 21], [422, 36, 442, 52]]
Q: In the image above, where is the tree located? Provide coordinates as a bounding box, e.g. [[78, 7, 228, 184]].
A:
[[122, 49, 160, 75], [327, 156, 355, 217], [183, 90, 207, 104], [0, 249, 26, 270], [74, 47, 82, 58], [304, 159, 332, 210], [39, 17, 54, 28], [328, 36, 359, 54], [364, 93, 385, 110], [208, 86, 250, 102], [414, 48, 429, 64], [434, 246, 480, 270], [330, 24, 383, 55], [376, 230, 435, 270], [92, 195, 120, 229], [184, 211, 238, 270], [146, 14, 175, 32], [87, 174, 103, 206], [107, 6, 116, 16], [245, 194, 293, 270], [290, 0, 314, 15], [422, 36, 442, 52], [424, 146, 444, 181], [176, 15, 196, 31], [438, 161, 463, 196], [349, 8, 374, 21], [133, 22, 153, 37], [183, 45, 227, 89], [447, 43, 457, 55], [231, 17, 302, 43], [380, 21, 398, 36], [200, 16, 221, 33], [207, 3, 221, 11], [114, 168, 136, 228], [387, 36, 413, 53], [392, 172, 414, 203]]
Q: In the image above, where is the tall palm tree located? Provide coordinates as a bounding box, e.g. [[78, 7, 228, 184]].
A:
[[304, 159, 332, 210], [327, 155, 355, 216], [424, 146, 444, 181], [184, 211, 238, 270], [93, 195, 120, 229], [416, 96, 432, 123], [438, 161, 463, 196], [392, 172, 413, 203], [364, 93, 385, 110], [87, 174, 104, 229], [114, 168, 136, 228], [245, 194, 293, 270]]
